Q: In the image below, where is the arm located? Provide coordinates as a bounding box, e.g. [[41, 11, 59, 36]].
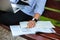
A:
[[27, 0, 47, 28], [34, 0, 47, 19]]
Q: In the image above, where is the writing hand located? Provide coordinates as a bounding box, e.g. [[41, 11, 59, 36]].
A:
[[27, 20, 36, 28]]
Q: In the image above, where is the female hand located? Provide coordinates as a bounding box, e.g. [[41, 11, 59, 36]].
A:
[[27, 20, 36, 28]]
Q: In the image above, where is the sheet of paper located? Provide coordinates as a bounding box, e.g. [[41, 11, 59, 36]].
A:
[[10, 25, 36, 36], [35, 28, 56, 33], [20, 21, 55, 28]]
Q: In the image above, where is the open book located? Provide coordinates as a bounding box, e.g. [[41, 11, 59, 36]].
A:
[[10, 21, 56, 36]]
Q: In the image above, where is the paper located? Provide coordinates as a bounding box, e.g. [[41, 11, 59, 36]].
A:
[[35, 28, 56, 33], [10, 25, 36, 36], [10, 21, 56, 36], [20, 21, 55, 28]]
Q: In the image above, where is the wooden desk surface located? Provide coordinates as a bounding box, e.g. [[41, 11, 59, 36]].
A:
[[0, 24, 60, 40]]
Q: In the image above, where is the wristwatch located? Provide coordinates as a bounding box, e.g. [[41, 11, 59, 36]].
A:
[[32, 18, 38, 22]]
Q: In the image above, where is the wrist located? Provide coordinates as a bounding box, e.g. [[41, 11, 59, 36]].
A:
[[32, 18, 38, 22]]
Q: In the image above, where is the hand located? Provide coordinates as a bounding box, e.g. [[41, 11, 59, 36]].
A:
[[27, 20, 36, 28]]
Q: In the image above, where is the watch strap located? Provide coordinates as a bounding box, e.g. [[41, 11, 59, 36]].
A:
[[32, 18, 38, 22]]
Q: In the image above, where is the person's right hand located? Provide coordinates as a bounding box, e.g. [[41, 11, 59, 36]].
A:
[[27, 20, 36, 28]]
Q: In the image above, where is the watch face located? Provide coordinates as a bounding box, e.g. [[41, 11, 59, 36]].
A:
[[32, 18, 38, 22]]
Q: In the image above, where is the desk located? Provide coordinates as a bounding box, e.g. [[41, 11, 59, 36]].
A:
[[0, 24, 60, 40]]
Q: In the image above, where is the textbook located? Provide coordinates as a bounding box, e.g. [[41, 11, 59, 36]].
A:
[[10, 21, 56, 36]]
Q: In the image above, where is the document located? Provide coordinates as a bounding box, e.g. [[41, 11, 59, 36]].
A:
[[10, 25, 36, 36], [20, 21, 55, 28], [10, 21, 56, 36]]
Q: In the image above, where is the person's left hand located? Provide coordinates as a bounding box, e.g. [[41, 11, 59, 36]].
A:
[[27, 20, 36, 28]]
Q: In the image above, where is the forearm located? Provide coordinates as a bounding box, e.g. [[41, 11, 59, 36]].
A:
[[33, 0, 47, 20], [33, 13, 40, 20]]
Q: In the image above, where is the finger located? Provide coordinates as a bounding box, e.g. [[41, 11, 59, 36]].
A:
[[27, 23, 34, 28], [27, 23, 32, 28]]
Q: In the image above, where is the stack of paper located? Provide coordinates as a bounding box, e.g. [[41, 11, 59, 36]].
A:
[[10, 21, 56, 36]]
